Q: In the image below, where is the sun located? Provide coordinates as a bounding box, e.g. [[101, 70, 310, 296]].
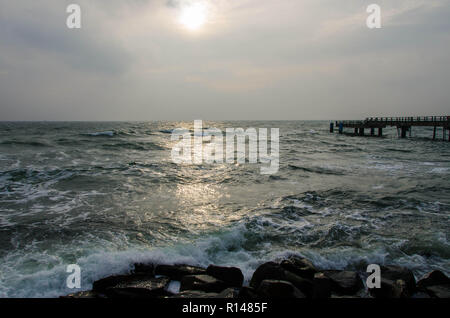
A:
[[178, 3, 207, 31]]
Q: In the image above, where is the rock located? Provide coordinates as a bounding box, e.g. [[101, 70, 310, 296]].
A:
[[257, 280, 306, 298], [369, 265, 416, 298], [133, 263, 154, 275], [155, 264, 206, 280], [368, 278, 394, 298], [380, 265, 416, 292], [180, 274, 228, 293], [172, 290, 219, 298], [238, 287, 259, 299], [411, 291, 431, 298], [93, 274, 152, 292], [331, 294, 361, 298], [280, 256, 317, 280], [424, 284, 450, 298], [216, 288, 240, 298], [370, 278, 412, 298], [250, 262, 285, 288], [417, 270, 450, 289], [206, 265, 244, 287], [250, 261, 313, 297], [61, 290, 105, 298], [323, 270, 363, 295], [103, 276, 171, 298], [283, 270, 314, 297], [391, 279, 409, 298], [313, 272, 332, 299], [414, 270, 450, 298]]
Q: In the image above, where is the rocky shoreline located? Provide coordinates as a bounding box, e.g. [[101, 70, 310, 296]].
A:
[[63, 255, 450, 298]]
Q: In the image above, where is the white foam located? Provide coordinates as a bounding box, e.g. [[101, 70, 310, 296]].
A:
[[167, 280, 180, 294], [1, 212, 449, 297], [430, 167, 448, 173]]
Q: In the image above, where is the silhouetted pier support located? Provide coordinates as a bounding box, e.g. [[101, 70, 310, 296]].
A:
[[370, 128, 375, 136], [433, 126, 436, 140], [330, 122, 334, 133], [400, 126, 410, 138], [378, 127, 383, 137]]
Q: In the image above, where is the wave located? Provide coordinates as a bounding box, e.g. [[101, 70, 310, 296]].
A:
[[0, 140, 49, 147], [430, 167, 449, 174], [84, 131, 115, 137], [287, 164, 345, 175], [1, 215, 448, 297], [101, 141, 166, 151]]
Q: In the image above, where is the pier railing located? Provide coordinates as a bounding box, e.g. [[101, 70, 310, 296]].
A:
[[340, 116, 450, 126], [364, 116, 450, 123]]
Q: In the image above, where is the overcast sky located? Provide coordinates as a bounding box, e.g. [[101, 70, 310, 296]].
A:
[[0, 0, 449, 121]]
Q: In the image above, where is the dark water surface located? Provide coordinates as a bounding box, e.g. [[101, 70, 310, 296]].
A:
[[0, 121, 449, 297]]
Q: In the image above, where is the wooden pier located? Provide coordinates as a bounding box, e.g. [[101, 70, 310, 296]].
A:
[[330, 116, 450, 141]]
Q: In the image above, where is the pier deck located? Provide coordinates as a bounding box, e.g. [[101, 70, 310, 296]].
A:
[[331, 116, 450, 140]]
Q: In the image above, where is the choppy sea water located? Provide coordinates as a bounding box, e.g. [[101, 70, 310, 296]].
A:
[[0, 121, 449, 297]]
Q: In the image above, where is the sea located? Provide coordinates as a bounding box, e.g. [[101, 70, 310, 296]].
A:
[[0, 121, 449, 297]]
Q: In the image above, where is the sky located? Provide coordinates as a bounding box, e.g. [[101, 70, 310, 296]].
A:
[[0, 0, 449, 121]]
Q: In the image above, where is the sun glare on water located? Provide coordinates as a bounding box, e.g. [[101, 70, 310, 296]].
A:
[[178, 3, 207, 31]]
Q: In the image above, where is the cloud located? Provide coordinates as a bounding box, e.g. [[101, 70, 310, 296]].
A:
[[0, 1, 132, 75], [0, 0, 449, 120]]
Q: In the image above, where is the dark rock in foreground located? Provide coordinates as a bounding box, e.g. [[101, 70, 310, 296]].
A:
[[238, 286, 259, 299], [99, 276, 171, 298], [323, 270, 363, 295], [170, 288, 239, 298], [250, 262, 285, 288], [257, 280, 306, 298], [180, 274, 228, 293], [417, 270, 450, 289], [416, 270, 450, 298], [424, 285, 450, 298], [250, 261, 314, 297], [369, 265, 416, 298], [63, 256, 450, 299], [93, 274, 153, 292], [280, 256, 318, 280], [217, 288, 240, 298], [155, 264, 206, 280], [61, 290, 105, 298], [312, 272, 332, 298], [381, 265, 416, 292], [171, 290, 220, 298], [206, 265, 244, 287]]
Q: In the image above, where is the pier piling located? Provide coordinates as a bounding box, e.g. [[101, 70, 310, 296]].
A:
[[400, 126, 409, 138]]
